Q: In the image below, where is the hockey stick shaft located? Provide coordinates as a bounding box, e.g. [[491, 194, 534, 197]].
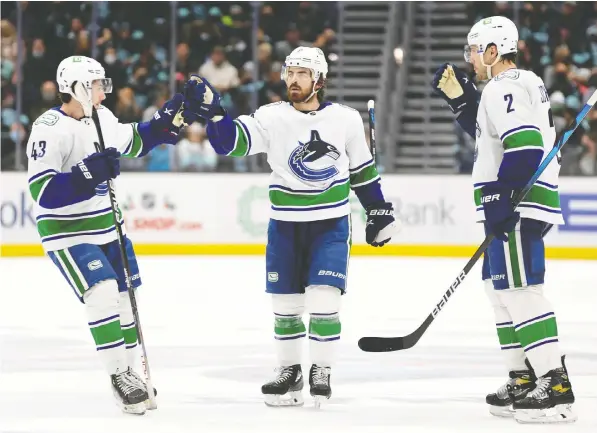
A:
[[358, 90, 597, 353], [368, 100, 376, 163], [91, 108, 157, 408]]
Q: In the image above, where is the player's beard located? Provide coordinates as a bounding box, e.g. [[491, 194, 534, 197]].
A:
[[287, 84, 314, 103]]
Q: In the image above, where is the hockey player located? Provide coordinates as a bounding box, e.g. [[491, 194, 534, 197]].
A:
[[431, 17, 575, 423], [183, 47, 398, 408], [26, 56, 195, 415]]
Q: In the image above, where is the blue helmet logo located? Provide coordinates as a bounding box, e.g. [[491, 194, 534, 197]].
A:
[[288, 130, 340, 182]]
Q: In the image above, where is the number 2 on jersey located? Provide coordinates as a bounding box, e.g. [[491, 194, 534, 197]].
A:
[[30, 141, 47, 160], [504, 94, 515, 113]]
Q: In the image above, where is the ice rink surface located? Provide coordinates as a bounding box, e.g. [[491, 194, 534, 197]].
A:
[[1, 256, 595, 433]]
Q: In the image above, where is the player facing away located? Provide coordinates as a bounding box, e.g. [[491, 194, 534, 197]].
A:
[[26, 56, 195, 415], [432, 17, 575, 424], [183, 47, 398, 407]]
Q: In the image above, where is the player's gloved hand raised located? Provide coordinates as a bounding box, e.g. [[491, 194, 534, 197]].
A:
[[150, 93, 198, 137], [431, 63, 478, 114], [365, 202, 399, 247], [481, 182, 520, 242], [183, 75, 225, 122], [72, 148, 121, 192]]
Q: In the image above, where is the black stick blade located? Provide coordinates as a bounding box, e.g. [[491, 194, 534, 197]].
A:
[[358, 336, 409, 352]]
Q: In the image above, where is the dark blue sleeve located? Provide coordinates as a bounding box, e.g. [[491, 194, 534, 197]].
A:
[[353, 180, 385, 209], [38, 173, 96, 209], [206, 114, 237, 155], [136, 121, 178, 157], [455, 102, 479, 139], [498, 149, 543, 190]]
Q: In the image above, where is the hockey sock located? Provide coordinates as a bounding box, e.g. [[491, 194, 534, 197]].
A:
[[119, 292, 139, 369], [484, 280, 526, 371], [84, 280, 127, 374], [274, 314, 306, 365], [500, 285, 562, 377], [309, 314, 341, 367]]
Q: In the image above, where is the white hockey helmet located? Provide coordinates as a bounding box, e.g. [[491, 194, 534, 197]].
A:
[[56, 56, 112, 115], [282, 46, 328, 101], [465, 16, 518, 78]]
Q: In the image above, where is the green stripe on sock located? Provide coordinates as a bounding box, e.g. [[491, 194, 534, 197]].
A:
[[229, 122, 249, 157], [508, 233, 522, 287], [497, 325, 519, 345], [90, 319, 124, 346], [274, 316, 306, 336], [309, 316, 341, 337], [516, 317, 558, 348], [57, 250, 85, 295], [122, 325, 138, 345]]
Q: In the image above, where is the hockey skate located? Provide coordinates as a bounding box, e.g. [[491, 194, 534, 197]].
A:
[[262, 364, 304, 407], [309, 364, 332, 409], [127, 368, 158, 410], [486, 368, 535, 417], [513, 356, 576, 424], [111, 368, 149, 415]]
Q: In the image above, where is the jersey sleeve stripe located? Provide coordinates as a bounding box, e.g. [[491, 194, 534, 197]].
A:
[[502, 130, 544, 150], [503, 145, 545, 154], [29, 172, 56, 202], [237, 119, 252, 154], [349, 158, 374, 173], [499, 125, 540, 141], [349, 163, 380, 187], [122, 124, 144, 158], [229, 121, 249, 157], [29, 169, 58, 184]]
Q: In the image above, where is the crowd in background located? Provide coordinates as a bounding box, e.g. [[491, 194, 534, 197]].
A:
[[455, 1, 597, 175], [1, 1, 337, 171]]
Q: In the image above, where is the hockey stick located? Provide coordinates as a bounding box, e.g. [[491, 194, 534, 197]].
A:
[[91, 107, 158, 409], [368, 100, 376, 162], [358, 90, 597, 353]]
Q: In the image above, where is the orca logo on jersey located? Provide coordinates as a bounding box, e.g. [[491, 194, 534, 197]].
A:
[[288, 130, 340, 182]]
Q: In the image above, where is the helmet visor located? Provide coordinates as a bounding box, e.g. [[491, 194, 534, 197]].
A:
[[464, 45, 472, 63], [93, 78, 113, 94]]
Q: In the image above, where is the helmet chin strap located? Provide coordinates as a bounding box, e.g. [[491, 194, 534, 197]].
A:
[[481, 53, 502, 80]]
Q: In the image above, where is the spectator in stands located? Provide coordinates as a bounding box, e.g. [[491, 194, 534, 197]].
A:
[[24, 39, 54, 92], [28, 80, 58, 121], [199, 45, 240, 93], [579, 110, 597, 175], [176, 123, 218, 172], [175, 42, 194, 79], [142, 87, 169, 122], [114, 87, 141, 124], [146, 144, 173, 172], [274, 23, 304, 61]]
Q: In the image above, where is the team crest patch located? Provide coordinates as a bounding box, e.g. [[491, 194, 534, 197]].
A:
[[268, 272, 279, 282], [288, 130, 340, 182]]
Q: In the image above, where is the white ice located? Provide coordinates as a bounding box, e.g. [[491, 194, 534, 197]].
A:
[[1, 256, 595, 433]]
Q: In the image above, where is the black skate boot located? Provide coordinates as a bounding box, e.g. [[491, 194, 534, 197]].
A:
[[486, 368, 536, 417], [261, 364, 304, 407], [111, 367, 149, 415], [513, 356, 576, 424], [127, 368, 158, 410], [309, 364, 331, 409]]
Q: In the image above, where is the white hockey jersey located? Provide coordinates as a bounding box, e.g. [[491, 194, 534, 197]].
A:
[[230, 102, 379, 221], [26, 106, 144, 252], [473, 69, 564, 225]]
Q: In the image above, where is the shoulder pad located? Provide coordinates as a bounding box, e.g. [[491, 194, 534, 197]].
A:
[[333, 103, 359, 113], [33, 111, 61, 127]]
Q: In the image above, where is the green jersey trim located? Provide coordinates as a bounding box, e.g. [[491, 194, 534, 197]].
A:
[[37, 207, 124, 242], [350, 161, 380, 188], [229, 121, 250, 157], [122, 124, 144, 158], [29, 172, 56, 202], [502, 129, 543, 151], [269, 178, 350, 208], [474, 183, 560, 210]]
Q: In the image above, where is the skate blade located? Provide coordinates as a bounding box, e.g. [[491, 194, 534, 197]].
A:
[[145, 399, 158, 411], [489, 404, 515, 418], [118, 401, 146, 415], [264, 390, 304, 407], [313, 395, 330, 410], [515, 404, 577, 424]]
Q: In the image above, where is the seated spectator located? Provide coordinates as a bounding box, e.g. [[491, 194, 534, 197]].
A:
[[28, 80, 59, 121], [142, 87, 169, 122], [176, 123, 218, 172], [274, 24, 305, 61], [114, 87, 141, 124], [580, 110, 597, 175], [198, 45, 240, 94]]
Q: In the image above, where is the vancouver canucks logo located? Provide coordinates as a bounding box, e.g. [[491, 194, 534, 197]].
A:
[[288, 130, 340, 182]]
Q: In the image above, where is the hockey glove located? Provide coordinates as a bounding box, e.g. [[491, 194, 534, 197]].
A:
[[481, 182, 520, 242], [183, 75, 225, 122], [365, 201, 398, 247], [148, 93, 197, 137], [71, 148, 121, 193], [431, 63, 478, 114]]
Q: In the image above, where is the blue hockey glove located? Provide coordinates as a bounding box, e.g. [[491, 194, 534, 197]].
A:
[[183, 75, 225, 122], [149, 93, 197, 137], [481, 182, 520, 242], [71, 148, 120, 193], [365, 201, 398, 247], [431, 63, 479, 114]]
